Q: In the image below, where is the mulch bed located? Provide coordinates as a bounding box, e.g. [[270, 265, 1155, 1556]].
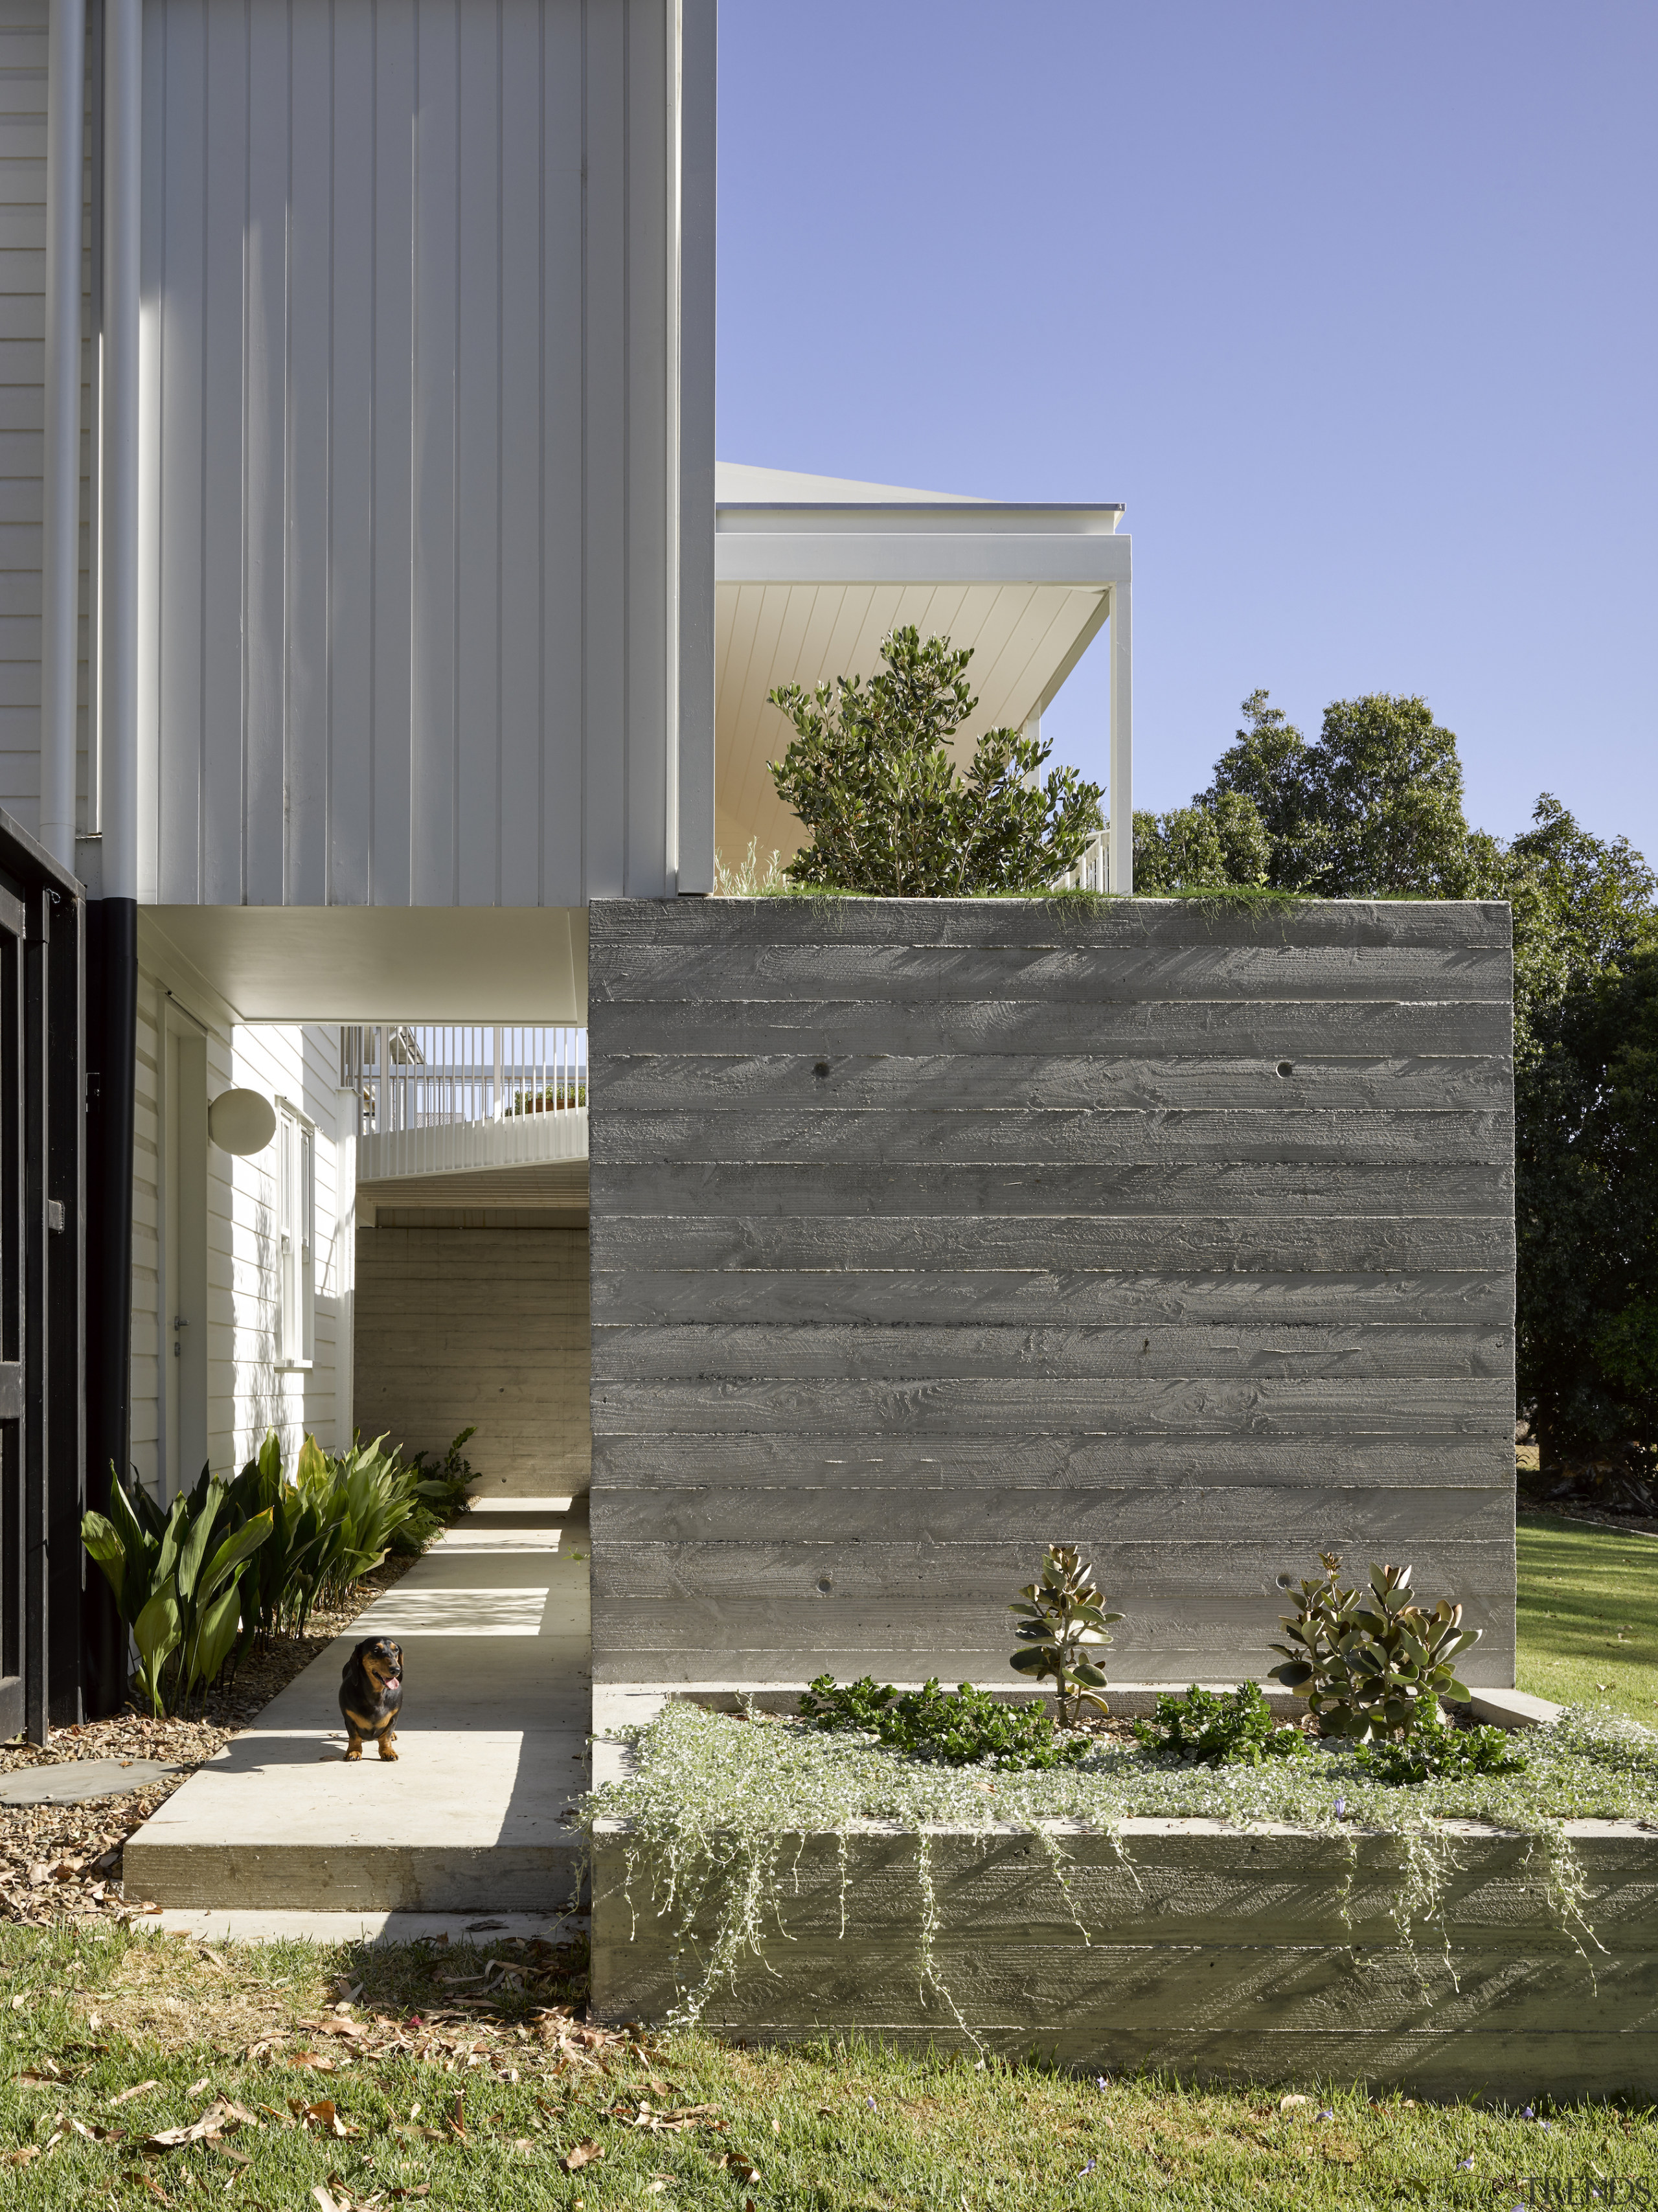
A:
[[0, 1551, 420, 1931]]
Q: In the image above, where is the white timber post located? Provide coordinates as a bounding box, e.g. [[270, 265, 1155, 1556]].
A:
[[40, 0, 85, 871], [98, 0, 141, 902], [334, 1085, 357, 1452], [1107, 575, 1133, 894]]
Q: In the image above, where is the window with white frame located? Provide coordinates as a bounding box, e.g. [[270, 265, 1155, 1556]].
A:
[[277, 1104, 315, 1367]]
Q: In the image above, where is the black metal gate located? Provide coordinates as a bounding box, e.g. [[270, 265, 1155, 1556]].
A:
[[0, 808, 84, 1741]]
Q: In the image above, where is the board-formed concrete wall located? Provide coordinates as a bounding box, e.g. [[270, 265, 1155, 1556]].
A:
[[590, 1810, 1654, 2095], [355, 1226, 590, 1498], [587, 898, 1515, 1687]]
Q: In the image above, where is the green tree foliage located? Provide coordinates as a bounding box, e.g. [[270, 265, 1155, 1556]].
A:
[[1140, 688, 1503, 898], [1133, 788, 1271, 893], [1144, 694, 1658, 1475], [1517, 942, 1658, 1475], [767, 626, 1104, 895], [1506, 794, 1658, 1061]]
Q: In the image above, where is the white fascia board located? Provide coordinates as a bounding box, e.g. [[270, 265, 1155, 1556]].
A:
[[714, 531, 1132, 590], [717, 501, 1122, 537]]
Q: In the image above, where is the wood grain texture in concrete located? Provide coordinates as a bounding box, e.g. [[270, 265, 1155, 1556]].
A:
[[355, 1226, 591, 1495], [587, 897, 1517, 1686], [592, 1820, 1658, 2094], [123, 1504, 591, 1912]]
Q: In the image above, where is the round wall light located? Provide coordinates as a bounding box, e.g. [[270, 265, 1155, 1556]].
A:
[[208, 1088, 277, 1156]]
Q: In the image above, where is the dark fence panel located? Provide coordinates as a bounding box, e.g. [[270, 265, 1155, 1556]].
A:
[[0, 810, 87, 1735]]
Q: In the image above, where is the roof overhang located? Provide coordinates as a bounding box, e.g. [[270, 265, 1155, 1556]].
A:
[[139, 906, 589, 1025], [713, 465, 1128, 869]]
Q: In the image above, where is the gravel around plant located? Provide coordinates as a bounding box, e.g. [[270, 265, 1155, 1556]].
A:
[[0, 1551, 418, 1930]]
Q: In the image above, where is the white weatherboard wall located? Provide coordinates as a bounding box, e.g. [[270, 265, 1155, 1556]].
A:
[[0, 0, 93, 841], [131, 944, 353, 1497], [135, 0, 712, 907]]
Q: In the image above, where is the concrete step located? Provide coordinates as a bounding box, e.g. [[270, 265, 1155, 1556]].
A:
[[124, 1502, 592, 1912]]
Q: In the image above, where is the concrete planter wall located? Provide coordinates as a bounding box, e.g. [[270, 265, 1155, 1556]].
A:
[[590, 1802, 1656, 2097], [587, 896, 1516, 1688]]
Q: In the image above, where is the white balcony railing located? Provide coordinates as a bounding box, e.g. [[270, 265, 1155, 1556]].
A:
[[1052, 827, 1109, 893], [341, 1025, 587, 1137]]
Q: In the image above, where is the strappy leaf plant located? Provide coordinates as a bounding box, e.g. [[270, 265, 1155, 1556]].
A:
[[1009, 1545, 1123, 1727], [1269, 1554, 1482, 1741], [82, 1468, 272, 1716]]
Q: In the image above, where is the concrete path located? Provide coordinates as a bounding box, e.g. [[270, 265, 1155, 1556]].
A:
[[124, 1498, 591, 1913]]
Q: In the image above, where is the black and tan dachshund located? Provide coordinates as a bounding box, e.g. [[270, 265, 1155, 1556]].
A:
[[339, 1636, 403, 1761]]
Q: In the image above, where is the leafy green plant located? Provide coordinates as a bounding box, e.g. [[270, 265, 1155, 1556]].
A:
[[225, 1424, 479, 1639], [509, 1080, 586, 1113], [1356, 1702, 1528, 1784], [1009, 1545, 1123, 1727], [1262, 1552, 1360, 1723], [1132, 1682, 1309, 1768], [407, 1426, 481, 1520], [767, 626, 1104, 895], [224, 1430, 330, 1643], [302, 1431, 414, 1607], [798, 1676, 1090, 1770], [1268, 1555, 1482, 1741], [82, 1468, 272, 1716]]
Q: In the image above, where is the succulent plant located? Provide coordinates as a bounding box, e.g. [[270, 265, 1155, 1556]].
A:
[[1010, 1545, 1124, 1728], [1268, 1553, 1482, 1742]]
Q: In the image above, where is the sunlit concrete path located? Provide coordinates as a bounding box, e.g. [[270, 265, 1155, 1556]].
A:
[[124, 1499, 591, 1913]]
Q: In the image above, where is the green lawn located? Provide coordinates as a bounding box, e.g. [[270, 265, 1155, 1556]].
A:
[[1517, 1511, 1658, 1724], [1, 1922, 1654, 2209], [0, 1518, 1652, 2206]]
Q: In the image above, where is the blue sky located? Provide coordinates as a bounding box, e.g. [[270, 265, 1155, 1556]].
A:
[[716, 1, 1658, 863]]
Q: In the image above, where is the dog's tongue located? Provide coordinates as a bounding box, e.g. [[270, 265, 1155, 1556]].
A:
[[385, 1676, 400, 1694]]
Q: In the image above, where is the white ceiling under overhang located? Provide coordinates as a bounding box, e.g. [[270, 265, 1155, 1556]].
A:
[[713, 466, 1128, 869]]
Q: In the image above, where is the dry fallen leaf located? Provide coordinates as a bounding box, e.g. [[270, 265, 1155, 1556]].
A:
[[111, 2080, 162, 2106], [293, 2099, 358, 2139], [65, 2115, 123, 2143], [560, 2140, 604, 2172], [187, 2075, 210, 2097], [3, 2145, 40, 2165], [144, 2111, 225, 2150], [144, 2098, 262, 2152]]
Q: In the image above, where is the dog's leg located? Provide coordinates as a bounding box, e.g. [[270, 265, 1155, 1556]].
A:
[[378, 1725, 398, 1762], [345, 1734, 364, 1761]]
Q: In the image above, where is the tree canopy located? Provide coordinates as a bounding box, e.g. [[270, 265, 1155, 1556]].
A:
[[767, 627, 1104, 896], [1139, 689, 1658, 1479]]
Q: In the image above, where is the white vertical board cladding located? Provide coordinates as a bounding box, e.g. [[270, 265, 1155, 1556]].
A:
[[137, 0, 707, 908], [131, 975, 351, 1496], [0, 0, 93, 839]]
